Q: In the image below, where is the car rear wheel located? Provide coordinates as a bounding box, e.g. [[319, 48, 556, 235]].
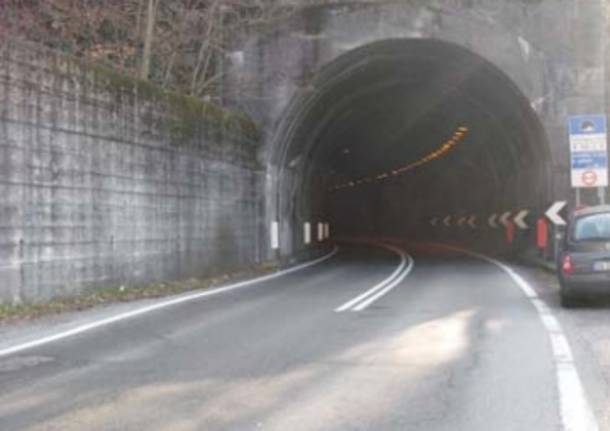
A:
[[560, 284, 578, 308]]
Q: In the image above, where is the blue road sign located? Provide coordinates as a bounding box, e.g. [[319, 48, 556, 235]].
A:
[[571, 152, 608, 169], [569, 115, 607, 136], [569, 114, 608, 188]]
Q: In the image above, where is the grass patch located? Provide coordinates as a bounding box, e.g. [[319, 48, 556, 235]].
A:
[[0, 262, 277, 326]]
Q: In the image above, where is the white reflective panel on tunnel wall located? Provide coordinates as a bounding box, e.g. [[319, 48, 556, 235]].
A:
[[271, 221, 280, 250], [304, 222, 311, 245]]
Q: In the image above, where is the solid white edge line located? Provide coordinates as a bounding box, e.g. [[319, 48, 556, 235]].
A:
[[334, 243, 411, 312], [352, 255, 414, 311], [0, 246, 340, 359], [433, 243, 599, 431]]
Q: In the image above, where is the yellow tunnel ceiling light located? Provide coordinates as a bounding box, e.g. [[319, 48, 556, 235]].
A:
[[329, 125, 469, 192]]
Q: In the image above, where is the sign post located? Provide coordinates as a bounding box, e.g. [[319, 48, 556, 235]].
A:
[[569, 115, 608, 204]]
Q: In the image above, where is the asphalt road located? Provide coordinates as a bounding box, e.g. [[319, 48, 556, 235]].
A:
[[0, 242, 608, 431]]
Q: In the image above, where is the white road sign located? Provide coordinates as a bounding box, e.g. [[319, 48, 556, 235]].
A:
[[457, 216, 467, 227], [569, 115, 608, 188], [499, 212, 512, 228], [488, 214, 499, 229], [513, 210, 530, 230], [443, 216, 452, 227], [545, 201, 567, 226], [467, 215, 477, 229]]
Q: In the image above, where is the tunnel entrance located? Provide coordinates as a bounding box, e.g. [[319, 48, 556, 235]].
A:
[[271, 38, 551, 253]]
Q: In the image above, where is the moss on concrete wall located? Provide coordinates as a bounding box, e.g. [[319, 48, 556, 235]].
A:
[[0, 37, 264, 304]]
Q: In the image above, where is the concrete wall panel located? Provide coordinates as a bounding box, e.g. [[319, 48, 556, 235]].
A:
[[0, 40, 263, 303]]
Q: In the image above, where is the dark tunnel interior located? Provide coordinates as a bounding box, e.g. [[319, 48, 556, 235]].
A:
[[273, 39, 552, 248]]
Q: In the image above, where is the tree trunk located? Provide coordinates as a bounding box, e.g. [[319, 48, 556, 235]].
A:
[[140, 0, 158, 80]]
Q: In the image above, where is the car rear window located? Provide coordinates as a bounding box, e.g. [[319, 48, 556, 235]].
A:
[[572, 213, 610, 241]]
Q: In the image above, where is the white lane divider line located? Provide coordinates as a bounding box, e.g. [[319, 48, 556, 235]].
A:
[[435, 243, 599, 431], [334, 250, 406, 312], [0, 246, 340, 359], [335, 243, 413, 312], [352, 256, 413, 311]]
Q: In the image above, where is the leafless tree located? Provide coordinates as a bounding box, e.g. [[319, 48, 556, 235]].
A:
[[140, 0, 159, 79], [0, 0, 298, 101]]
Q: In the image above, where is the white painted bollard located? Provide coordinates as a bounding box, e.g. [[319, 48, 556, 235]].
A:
[[318, 222, 324, 242], [271, 221, 279, 250], [304, 222, 311, 245]]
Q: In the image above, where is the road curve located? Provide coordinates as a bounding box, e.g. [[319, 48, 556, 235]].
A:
[[0, 242, 603, 431]]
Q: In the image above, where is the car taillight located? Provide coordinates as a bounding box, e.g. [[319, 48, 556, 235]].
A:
[[562, 254, 573, 274]]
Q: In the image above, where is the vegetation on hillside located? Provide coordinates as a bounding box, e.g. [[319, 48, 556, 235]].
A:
[[1, 0, 295, 103]]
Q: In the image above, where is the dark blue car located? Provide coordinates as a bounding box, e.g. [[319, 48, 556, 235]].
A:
[[557, 205, 610, 307]]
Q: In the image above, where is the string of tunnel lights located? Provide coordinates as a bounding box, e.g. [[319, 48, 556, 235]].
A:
[[328, 126, 469, 192]]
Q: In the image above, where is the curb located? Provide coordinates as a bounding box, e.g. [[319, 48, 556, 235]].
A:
[[516, 255, 556, 274]]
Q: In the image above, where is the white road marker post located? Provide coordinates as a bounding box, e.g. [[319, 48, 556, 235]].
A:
[[304, 222, 311, 245], [271, 221, 280, 250]]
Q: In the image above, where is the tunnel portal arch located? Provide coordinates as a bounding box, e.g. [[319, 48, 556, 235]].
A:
[[269, 38, 552, 255]]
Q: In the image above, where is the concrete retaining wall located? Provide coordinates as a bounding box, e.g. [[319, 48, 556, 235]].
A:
[[0, 39, 264, 304]]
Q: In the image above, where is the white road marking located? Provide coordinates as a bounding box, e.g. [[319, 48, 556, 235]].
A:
[[435, 244, 599, 431], [0, 247, 340, 359], [335, 243, 413, 312], [352, 256, 413, 311]]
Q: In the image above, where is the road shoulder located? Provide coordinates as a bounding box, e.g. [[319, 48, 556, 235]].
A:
[[512, 264, 610, 431]]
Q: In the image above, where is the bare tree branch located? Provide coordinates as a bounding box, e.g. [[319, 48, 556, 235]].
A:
[[1, 0, 301, 100]]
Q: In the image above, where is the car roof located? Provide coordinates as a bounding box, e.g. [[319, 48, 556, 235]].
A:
[[573, 205, 610, 218]]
